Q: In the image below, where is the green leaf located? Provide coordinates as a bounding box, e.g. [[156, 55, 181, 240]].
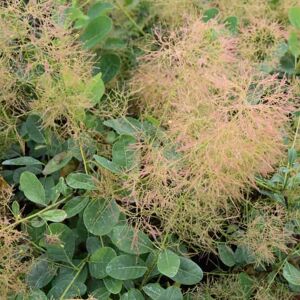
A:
[[28, 289, 48, 300], [288, 31, 300, 58], [41, 223, 75, 263], [112, 135, 137, 169], [143, 283, 164, 300], [11, 200, 20, 217], [103, 277, 123, 294], [283, 262, 300, 286], [103, 37, 127, 50], [234, 246, 255, 265], [289, 7, 300, 29], [106, 255, 148, 280], [63, 196, 89, 218], [288, 148, 297, 165], [40, 209, 67, 222], [171, 257, 203, 285], [66, 172, 96, 190], [120, 289, 145, 300], [20, 171, 47, 206], [239, 272, 253, 300], [157, 249, 180, 278], [218, 244, 236, 267], [89, 247, 116, 279], [86, 236, 101, 254], [94, 155, 122, 174], [85, 73, 105, 105], [26, 114, 45, 143], [103, 117, 143, 137], [2, 156, 43, 166], [110, 225, 154, 255], [81, 15, 113, 49], [225, 16, 238, 34], [202, 8, 219, 22], [90, 287, 111, 300], [88, 2, 114, 19], [27, 258, 57, 289], [279, 52, 296, 74], [48, 280, 86, 299], [83, 199, 120, 235], [97, 53, 121, 82], [67, 7, 89, 29], [157, 286, 183, 300], [42, 151, 73, 175]]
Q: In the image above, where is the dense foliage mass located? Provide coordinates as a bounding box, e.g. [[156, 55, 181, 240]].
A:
[[0, 0, 300, 299]]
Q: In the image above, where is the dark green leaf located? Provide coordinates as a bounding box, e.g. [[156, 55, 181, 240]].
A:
[[41, 223, 75, 263], [106, 255, 148, 280], [63, 196, 89, 218], [66, 172, 96, 190], [112, 135, 136, 169], [120, 289, 144, 300], [27, 258, 57, 289], [157, 286, 183, 300], [97, 53, 121, 82], [83, 199, 120, 235], [2, 156, 42, 166], [171, 257, 203, 285], [283, 262, 300, 286], [90, 287, 111, 300], [157, 249, 180, 277], [42, 151, 73, 175], [40, 209, 67, 222], [48, 281, 86, 299], [143, 283, 164, 300], [81, 16, 113, 49], [26, 114, 45, 143], [239, 272, 253, 300], [20, 171, 47, 206], [110, 225, 154, 255], [103, 117, 143, 137], [103, 276, 123, 294], [218, 244, 236, 267], [89, 247, 116, 279], [94, 155, 121, 174], [86, 236, 101, 254]]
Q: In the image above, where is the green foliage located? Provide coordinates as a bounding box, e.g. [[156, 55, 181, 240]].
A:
[[2, 1, 300, 299]]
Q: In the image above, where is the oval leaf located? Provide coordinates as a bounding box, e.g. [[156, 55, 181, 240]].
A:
[[157, 249, 180, 278], [103, 277, 123, 294], [20, 171, 47, 206], [110, 225, 153, 255], [81, 15, 113, 49], [63, 196, 89, 218], [66, 172, 96, 190], [27, 258, 57, 289], [89, 247, 116, 279], [83, 199, 120, 236], [40, 209, 67, 222], [120, 289, 144, 300], [2, 156, 42, 166], [171, 257, 203, 285], [218, 244, 236, 267], [157, 286, 183, 300], [106, 255, 148, 280], [283, 262, 300, 286]]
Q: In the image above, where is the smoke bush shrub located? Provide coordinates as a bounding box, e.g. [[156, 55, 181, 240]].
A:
[[128, 18, 295, 249], [0, 0, 103, 136]]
